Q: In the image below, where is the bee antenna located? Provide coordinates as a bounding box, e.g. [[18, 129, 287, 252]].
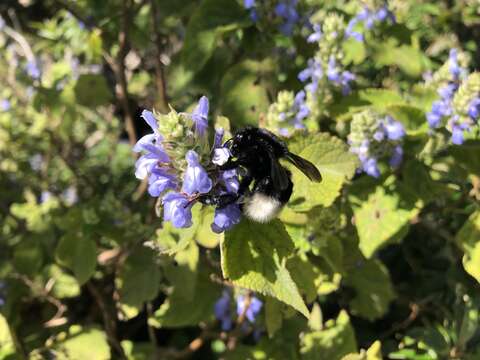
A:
[[223, 138, 233, 147]]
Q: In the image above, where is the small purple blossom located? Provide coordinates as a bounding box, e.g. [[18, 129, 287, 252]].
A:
[[212, 204, 242, 233], [214, 291, 233, 331], [389, 146, 403, 168], [191, 96, 209, 137], [307, 23, 322, 43], [467, 98, 480, 119], [1, 99, 11, 111], [148, 168, 177, 197], [298, 58, 322, 94], [26, 60, 41, 80], [346, 5, 394, 41], [0, 16, 5, 30], [274, 0, 299, 36], [163, 192, 192, 228], [383, 116, 405, 140], [236, 295, 263, 323], [182, 150, 212, 195], [362, 157, 380, 178], [327, 57, 355, 94]]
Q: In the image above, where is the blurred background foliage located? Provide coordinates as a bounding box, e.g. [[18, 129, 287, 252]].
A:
[[1, 0, 480, 359]]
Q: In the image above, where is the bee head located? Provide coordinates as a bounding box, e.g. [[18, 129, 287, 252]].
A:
[[224, 133, 245, 157]]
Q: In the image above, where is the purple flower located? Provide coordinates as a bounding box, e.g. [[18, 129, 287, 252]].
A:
[[274, 0, 299, 36], [134, 146, 170, 180], [213, 128, 225, 148], [307, 23, 322, 43], [1, 99, 11, 111], [182, 150, 212, 195], [293, 90, 309, 124], [384, 116, 405, 140], [451, 125, 464, 145], [211, 204, 242, 233], [362, 157, 380, 178], [191, 96, 209, 136], [438, 83, 457, 100], [221, 169, 240, 193], [389, 145, 403, 167], [40, 191, 53, 203], [148, 168, 177, 197], [467, 98, 480, 119], [163, 192, 192, 228], [214, 291, 233, 331], [0, 16, 5, 30], [236, 295, 263, 323], [298, 58, 323, 94], [244, 0, 255, 9], [26, 60, 41, 79], [62, 187, 78, 205], [133, 110, 163, 153], [449, 49, 462, 79]]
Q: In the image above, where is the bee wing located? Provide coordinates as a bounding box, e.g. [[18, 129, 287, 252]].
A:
[[286, 152, 322, 182], [268, 152, 291, 191]]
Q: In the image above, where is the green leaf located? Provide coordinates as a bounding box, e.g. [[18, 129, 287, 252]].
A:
[[195, 206, 223, 248], [163, 242, 199, 301], [455, 211, 480, 283], [286, 256, 317, 303], [13, 238, 44, 276], [386, 105, 428, 135], [219, 60, 272, 127], [55, 232, 97, 285], [54, 327, 110, 360], [373, 43, 429, 77], [349, 176, 421, 258], [286, 133, 358, 212], [329, 88, 405, 120], [74, 74, 112, 107], [149, 269, 221, 328], [265, 297, 284, 337], [450, 141, 480, 176], [181, 0, 248, 73], [44, 265, 81, 299], [222, 219, 309, 317], [117, 247, 161, 308], [344, 260, 396, 321], [300, 310, 357, 360], [0, 314, 15, 359]]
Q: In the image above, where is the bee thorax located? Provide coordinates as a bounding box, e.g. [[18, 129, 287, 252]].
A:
[[243, 192, 284, 223]]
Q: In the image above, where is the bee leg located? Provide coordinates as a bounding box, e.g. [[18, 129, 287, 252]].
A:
[[197, 193, 239, 207]]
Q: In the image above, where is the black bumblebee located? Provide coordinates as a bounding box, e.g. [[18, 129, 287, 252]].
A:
[[201, 127, 321, 222]]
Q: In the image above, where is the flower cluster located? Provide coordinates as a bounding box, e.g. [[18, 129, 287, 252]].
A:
[[345, 2, 395, 42], [300, 14, 356, 98], [348, 110, 405, 177], [214, 290, 263, 331], [242, 0, 300, 35], [133, 97, 241, 231], [426, 49, 479, 144], [265, 90, 309, 136]]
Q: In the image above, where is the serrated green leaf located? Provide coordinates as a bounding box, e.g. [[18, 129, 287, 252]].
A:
[[349, 176, 421, 258], [300, 310, 357, 360], [373, 43, 429, 77], [181, 0, 248, 73], [455, 211, 480, 283], [117, 247, 161, 308], [286, 133, 358, 212], [54, 327, 110, 360], [344, 260, 396, 321], [55, 232, 97, 285], [222, 219, 309, 317], [287, 256, 317, 303]]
